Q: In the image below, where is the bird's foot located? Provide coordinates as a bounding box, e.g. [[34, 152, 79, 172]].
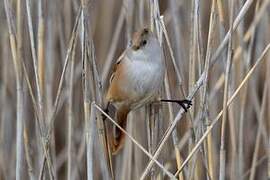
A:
[[160, 99, 192, 112], [102, 108, 109, 120], [175, 99, 192, 112]]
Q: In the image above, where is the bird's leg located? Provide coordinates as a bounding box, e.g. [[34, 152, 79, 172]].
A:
[[160, 99, 192, 112], [102, 102, 110, 120]]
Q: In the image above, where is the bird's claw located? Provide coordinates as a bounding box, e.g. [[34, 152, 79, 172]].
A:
[[176, 99, 192, 112], [102, 108, 109, 120]]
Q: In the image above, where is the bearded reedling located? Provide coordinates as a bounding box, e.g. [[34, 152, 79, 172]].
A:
[[105, 28, 192, 154]]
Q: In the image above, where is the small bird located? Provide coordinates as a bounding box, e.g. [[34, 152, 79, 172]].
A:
[[105, 28, 191, 154]]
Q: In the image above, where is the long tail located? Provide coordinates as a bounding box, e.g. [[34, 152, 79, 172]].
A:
[[110, 107, 129, 155]]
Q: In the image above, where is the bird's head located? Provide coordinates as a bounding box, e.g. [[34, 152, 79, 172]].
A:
[[131, 28, 159, 51]]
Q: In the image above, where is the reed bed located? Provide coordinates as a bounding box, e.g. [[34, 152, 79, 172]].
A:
[[0, 0, 270, 179]]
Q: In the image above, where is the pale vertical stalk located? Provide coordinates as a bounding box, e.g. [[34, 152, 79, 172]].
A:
[[0, 36, 9, 180], [46, 3, 57, 178], [25, 0, 44, 124], [86, 103, 96, 180], [16, 0, 25, 178], [164, 72, 184, 180], [188, 0, 200, 179], [24, 128, 35, 180], [266, 50, 270, 179], [249, 77, 268, 180], [201, 1, 216, 180], [120, 116, 133, 180], [189, 0, 196, 116], [268, 52, 270, 180], [206, 128, 214, 179], [219, 2, 234, 180], [38, 0, 45, 97], [80, 1, 92, 179], [37, 1, 55, 179], [67, 33, 76, 180], [25, 0, 51, 175], [237, 0, 250, 176], [146, 105, 155, 179], [85, 18, 113, 180], [4, 0, 24, 179]]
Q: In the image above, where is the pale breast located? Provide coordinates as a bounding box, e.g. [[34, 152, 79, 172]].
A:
[[124, 54, 165, 109]]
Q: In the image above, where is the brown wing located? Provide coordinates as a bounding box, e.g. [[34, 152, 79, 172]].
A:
[[109, 51, 126, 83], [106, 51, 130, 102]]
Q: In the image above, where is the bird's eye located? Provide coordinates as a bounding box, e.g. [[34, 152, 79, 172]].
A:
[[141, 40, 147, 46], [143, 28, 149, 34]]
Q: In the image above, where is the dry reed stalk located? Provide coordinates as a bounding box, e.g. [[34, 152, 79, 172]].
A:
[[67, 22, 76, 180], [1, 1, 270, 179], [24, 128, 35, 180], [25, 1, 54, 177], [38, 7, 81, 179], [4, 0, 24, 179], [174, 43, 270, 177], [94, 104, 176, 179], [164, 70, 184, 180], [80, 2, 91, 180], [266, 51, 270, 179], [249, 72, 268, 180], [140, 68, 205, 180], [210, 0, 270, 107], [82, 4, 114, 177], [242, 156, 268, 179], [200, 1, 217, 180], [37, 0, 45, 98], [219, 1, 234, 180], [86, 103, 96, 180], [237, 2, 260, 179]]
